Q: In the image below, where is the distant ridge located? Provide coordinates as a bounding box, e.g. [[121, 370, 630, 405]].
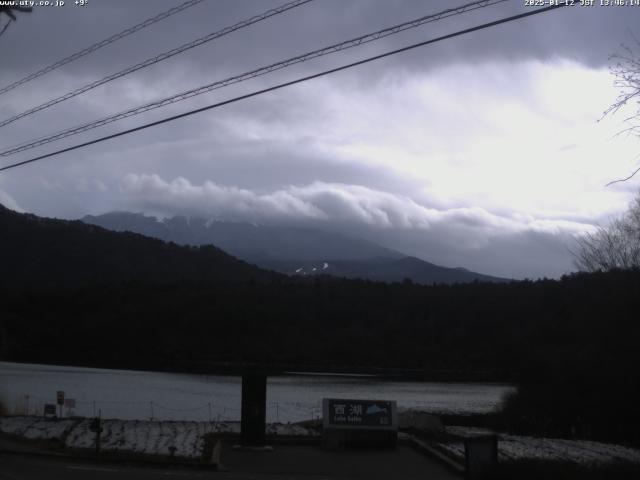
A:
[[83, 211, 509, 285], [82, 211, 403, 262], [0, 204, 280, 289], [259, 256, 509, 284]]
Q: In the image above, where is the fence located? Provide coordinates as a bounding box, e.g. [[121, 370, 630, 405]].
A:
[[9, 394, 322, 423]]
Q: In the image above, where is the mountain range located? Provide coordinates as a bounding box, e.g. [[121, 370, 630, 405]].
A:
[[0, 204, 279, 289], [82, 211, 508, 284]]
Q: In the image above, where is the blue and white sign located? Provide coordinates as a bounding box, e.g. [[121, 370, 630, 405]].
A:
[[323, 398, 397, 430]]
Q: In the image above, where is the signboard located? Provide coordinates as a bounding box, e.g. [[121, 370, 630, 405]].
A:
[[64, 398, 76, 408], [44, 404, 56, 416], [56, 390, 65, 406], [323, 398, 397, 430]]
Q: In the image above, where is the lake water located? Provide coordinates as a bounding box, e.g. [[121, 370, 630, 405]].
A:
[[0, 361, 514, 423]]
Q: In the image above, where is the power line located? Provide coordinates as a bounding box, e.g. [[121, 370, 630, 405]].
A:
[[0, 0, 206, 97], [0, 0, 507, 156], [0, 0, 315, 129], [0, 2, 572, 174]]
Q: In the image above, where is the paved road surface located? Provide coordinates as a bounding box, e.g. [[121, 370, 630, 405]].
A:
[[1, 444, 461, 480]]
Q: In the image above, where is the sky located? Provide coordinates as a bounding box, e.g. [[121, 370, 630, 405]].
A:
[[1, 0, 640, 279]]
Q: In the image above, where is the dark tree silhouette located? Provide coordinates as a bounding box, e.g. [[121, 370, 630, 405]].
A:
[[0, 6, 32, 37], [603, 38, 640, 185], [574, 194, 640, 271]]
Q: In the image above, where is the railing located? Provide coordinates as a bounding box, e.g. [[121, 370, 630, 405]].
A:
[[9, 394, 321, 423]]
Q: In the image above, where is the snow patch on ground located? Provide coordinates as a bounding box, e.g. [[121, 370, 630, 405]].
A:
[[0, 416, 318, 459], [267, 423, 319, 436], [438, 426, 640, 466], [0, 416, 78, 440], [8, 415, 635, 466], [498, 434, 640, 465]]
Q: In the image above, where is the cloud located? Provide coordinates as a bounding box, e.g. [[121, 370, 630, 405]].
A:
[[75, 178, 108, 193], [3, 1, 639, 280], [121, 173, 593, 235], [120, 173, 594, 278], [119, 173, 455, 228], [0, 188, 23, 213], [121, 173, 328, 222]]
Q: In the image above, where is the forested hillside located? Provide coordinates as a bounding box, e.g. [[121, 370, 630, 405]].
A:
[[0, 204, 281, 288], [2, 204, 640, 442]]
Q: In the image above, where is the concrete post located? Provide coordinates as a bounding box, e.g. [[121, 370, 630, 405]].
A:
[[240, 373, 267, 446], [465, 435, 498, 480]]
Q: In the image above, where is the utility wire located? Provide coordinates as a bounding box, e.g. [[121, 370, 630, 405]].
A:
[[0, 0, 206, 97], [0, 2, 572, 173], [0, 0, 507, 156], [0, 0, 315, 129]]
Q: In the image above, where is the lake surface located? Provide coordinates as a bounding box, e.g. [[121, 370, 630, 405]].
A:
[[0, 361, 514, 423]]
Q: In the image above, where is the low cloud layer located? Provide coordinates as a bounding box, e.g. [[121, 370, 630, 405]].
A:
[[120, 173, 593, 278], [122, 173, 593, 233]]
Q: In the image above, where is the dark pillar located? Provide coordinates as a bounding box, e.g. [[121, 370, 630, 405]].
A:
[[465, 435, 498, 480], [240, 373, 267, 446]]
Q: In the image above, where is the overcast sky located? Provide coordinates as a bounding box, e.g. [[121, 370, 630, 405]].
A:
[[2, 0, 640, 279]]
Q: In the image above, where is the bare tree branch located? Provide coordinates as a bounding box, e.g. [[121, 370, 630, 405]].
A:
[[574, 195, 640, 271], [606, 165, 640, 186], [600, 37, 640, 186], [0, 19, 11, 38], [0, 6, 32, 24]]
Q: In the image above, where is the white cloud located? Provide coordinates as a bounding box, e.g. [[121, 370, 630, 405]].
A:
[[214, 60, 637, 223], [121, 173, 328, 222], [0, 188, 23, 213], [119, 173, 596, 278], [121, 173, 594, 237]]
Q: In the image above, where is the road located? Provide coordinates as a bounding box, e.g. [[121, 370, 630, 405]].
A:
[[0, 444, 461, 480], [0, 454, 213, 480]]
